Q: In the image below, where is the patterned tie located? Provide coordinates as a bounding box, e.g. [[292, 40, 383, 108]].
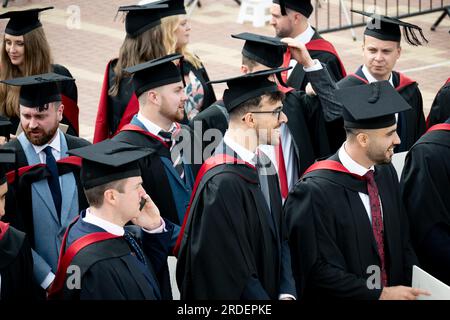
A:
[[123, 230, 147, 265], [364, 170, 388, 287], [159, 130, 185, 180], [44, 146, 62, 221]]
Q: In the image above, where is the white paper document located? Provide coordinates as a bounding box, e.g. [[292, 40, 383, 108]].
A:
[[412, 265, 450, 300]]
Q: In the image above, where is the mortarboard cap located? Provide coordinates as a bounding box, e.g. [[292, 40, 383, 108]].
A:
[[159, 0, 186, 19], [68, 140, 152, 190], [273, 0, 313, 17], [1, 72, 74, 108], [0, 7, 53, 36], [208, 67, 289, 113], [124, 53, 183, 97], [335, 80, 412, 129], [118, 2, 168, 37], [352, 9, 428, 46], [232, 32, 286, 68], [0, 148, 16, 185]]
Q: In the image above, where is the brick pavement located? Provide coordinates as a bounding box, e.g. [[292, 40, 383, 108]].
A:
[[1, 0, 449, 141]]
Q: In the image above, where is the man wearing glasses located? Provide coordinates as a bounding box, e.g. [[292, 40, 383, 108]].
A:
[[176, 68, 296, 300]]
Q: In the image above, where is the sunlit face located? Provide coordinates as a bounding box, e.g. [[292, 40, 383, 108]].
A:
[[363, 35, 401, 80], [253, 96, 288, 146], [270, 4, 294, 38], [365, 124, 401, 165], [20, 103, 63, 146], [159, 81, 188, 123], [175, 16, 191, 49], [4, 33, 25, 67]]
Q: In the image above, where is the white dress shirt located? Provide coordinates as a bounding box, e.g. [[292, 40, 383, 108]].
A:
[[287, 23, 315, 78], [338, 143, 383, 224], [137, 112, 176, 137]]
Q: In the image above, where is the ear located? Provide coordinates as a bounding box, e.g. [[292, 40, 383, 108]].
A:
[[147, 90, 160, 106], [242, 112, 256, 129], [103, 189, 116, 206], [57, 103, 64, 122], [356, 132, 369, 148], [396, 45, 402, 59], [241, 64, 250, 74]]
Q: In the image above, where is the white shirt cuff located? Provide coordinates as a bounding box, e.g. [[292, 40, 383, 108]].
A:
[[142, 218, 166, 234], [41, 272, 55, 290], [303, 59, 323, 72], [279, 293, 296, 300]]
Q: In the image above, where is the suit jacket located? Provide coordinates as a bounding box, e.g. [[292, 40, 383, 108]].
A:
[[4, 131, 90, 285]]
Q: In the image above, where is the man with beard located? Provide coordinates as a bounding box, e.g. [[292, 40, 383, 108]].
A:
[[176, 68, 296, 300], [336, 11, 427, 153], [113, 55, 199, 288], [284, 81, 429, 300], [1, 73, 90, 298], [270, 0, 346, 91]]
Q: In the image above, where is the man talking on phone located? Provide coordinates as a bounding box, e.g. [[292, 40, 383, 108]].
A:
[[48, 139, 174, 300]]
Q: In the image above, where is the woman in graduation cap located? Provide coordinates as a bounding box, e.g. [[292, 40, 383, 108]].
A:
[[93, 3, 169, 143], [0, 148, 34, 300], [0, 7, 80, 137], [160, 0, 216, 120]]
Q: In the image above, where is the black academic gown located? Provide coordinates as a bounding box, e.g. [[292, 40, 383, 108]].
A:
[[51, 213, 174, 300], [286, 31, 346, 91], [337, 67, 426, 153], [400, 118, 450, 285], [284, 153, 418, 300], [176, 143, 295, 300], [426, 78, 450, 128], [2, 134, 90, 247], [7, 64, 80, 137], [0, 222, 34, 300]]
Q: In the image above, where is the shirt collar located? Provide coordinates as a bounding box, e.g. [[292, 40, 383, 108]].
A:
[[294, 24, 315, 44], [223, 131, 256, 165], [32, 129, 61, 155], [137, 112, 176, 136], [362, 65, 394, 87], [83, 207, 124, 236], [338, 143, 374, 177]]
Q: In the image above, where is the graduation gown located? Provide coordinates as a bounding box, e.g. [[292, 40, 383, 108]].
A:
[[284, 31, 346, 91], [0, 222, 34, 300], [284, 153, 418, 300], [426, 78, 450, 128], [337, 67, 426, 152], [93, 59, 139, 143], [400, 119, 450, 285], [176, 145, 294, 300], [3, 134, 90, 248], [7, 64, 80, 137], [49, 213, 174, 300]]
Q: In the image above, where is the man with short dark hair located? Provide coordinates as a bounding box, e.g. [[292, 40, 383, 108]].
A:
[[176, 68, 296, 300], [1, 73, 90, 297], [285, 81, 429, 300]]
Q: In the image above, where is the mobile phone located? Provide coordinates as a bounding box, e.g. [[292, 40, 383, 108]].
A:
[[139, 197, 147, 211]]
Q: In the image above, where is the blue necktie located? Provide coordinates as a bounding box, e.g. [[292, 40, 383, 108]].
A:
[[123, 230, 147, 265], [44, 146, 62, 221]]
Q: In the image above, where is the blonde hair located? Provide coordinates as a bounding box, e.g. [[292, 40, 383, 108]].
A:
[[161, 15, 202, 69], [0, 27, 53, 117], [109, 25, 167, 97]]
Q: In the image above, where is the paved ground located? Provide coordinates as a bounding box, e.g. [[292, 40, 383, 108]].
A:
[[1, 0, 449, 141]]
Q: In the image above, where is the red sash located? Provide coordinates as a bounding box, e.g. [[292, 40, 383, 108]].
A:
[[118, 123, 182, 149], [303, 159, 365, 180], [426, 123, 450, 134], [173, 154, 255, 256], [349, 71, 416, 92], [48, 215, 119, 299], [0, 221, 10, 241], [6, 156, 82, 185], [61, 94, 79, 135]]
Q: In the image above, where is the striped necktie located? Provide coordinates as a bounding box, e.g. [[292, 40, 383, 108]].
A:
[[159, 130, 185, 180]]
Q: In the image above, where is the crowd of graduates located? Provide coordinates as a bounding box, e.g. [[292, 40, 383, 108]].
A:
[[0, 0, 449, 301]]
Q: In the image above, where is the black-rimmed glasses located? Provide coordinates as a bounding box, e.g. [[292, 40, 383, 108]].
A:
[[250, 106, 284, 121]]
